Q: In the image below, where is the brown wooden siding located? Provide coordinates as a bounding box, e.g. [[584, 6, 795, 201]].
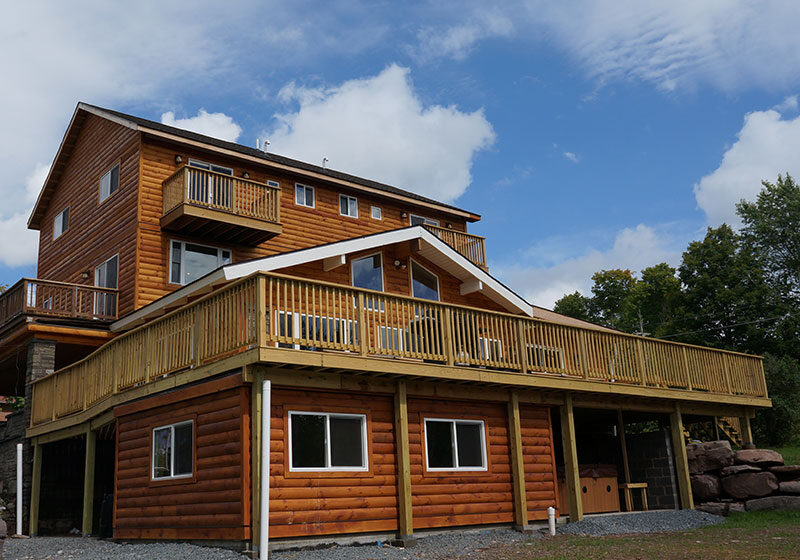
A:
[[520, 405, 559, 521], [268, 388, 398, 538], [136, 138, 469, 308], [36, 114, 139, 316], [114, 375, 250, 540]]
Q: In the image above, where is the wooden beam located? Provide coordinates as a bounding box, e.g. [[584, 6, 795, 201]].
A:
[[508, 390, 528, 529], [29, 439, 42, 536], [459, 279, 483, 296], [322, 255, 346, 272], [82, 427, 96, 536], [250, 371, 263, 552], [394, 380, 414, 539], [560, 393, 583, 522], [617, 409, 631, 484], [741, 414, 754, 446], [670, 403, 694, 510]]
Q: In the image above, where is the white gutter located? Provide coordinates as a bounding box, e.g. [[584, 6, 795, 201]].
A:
[[260, 379, 271, 559], [16, 443, 22, 536]]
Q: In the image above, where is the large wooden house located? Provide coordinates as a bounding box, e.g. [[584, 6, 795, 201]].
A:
[[0, 103, 769, 554]]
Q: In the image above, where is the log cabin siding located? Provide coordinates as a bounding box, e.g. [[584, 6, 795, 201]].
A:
[[520, 405, 559, 521], [114, 376, 250, 541], [36, 114, 140, 316], [136, 138, 469, 308], [268, 388, 398, 538]]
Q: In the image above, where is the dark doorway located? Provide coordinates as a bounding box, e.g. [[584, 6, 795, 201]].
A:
[[39, 437, 85, 534], [93, 423, 116, 537]]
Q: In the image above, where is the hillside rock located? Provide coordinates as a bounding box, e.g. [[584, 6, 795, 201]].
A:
[[721, 471, 779, 499], [687, 441, 734, 474], [779, 481, 800, 494], [746, 495, 800, 511], [720, 464, 761, 476], [691, 474, 721, 500], [735, 449, 784, 468], [695, 502, 728, 516], [770, 465, 800, 480]]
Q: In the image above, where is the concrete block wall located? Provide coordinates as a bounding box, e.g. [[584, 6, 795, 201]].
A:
[[626, 428, 681, 510]]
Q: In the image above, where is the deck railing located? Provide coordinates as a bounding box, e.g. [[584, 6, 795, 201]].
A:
[[0, 278, 118, 327], [422, 224, 487, 268], [30, 272, 767, 427], [162, 165, 281, 224]]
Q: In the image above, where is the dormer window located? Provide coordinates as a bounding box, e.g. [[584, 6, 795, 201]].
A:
[[99, 164, 120, 203], [53, 207, 69, 240]]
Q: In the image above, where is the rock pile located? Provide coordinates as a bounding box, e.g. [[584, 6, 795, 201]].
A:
[[688, 441, 800, 515]]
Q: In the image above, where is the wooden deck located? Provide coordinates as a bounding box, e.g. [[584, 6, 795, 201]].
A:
[[422, 224, 486, 268], [28, 272, 768, 433]]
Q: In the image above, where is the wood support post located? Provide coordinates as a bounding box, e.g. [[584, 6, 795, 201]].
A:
[[29, 439, 42, 536], [617, 409, 631, 484], [560, 393, 583, 522], [394, 380, 414, 540], [682, 347, 692, 390], [636, 339, 647, 386], [251, 374, 263, 551], [442, 308, 455, 367], [515, 321, 529, 374], [508, 390, 529, 529], [741, 413, 754, 446], [669, 403, 694, 510], [357, 293, 368, 356], [578, 331, 589, 379], [82, 427, 96, 536], [256, 275, 268, 348]]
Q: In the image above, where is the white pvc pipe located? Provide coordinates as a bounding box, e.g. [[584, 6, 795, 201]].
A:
[[259, 380, 271, 559], [547, 506, 556, 536], [16, 443, 23, 536]]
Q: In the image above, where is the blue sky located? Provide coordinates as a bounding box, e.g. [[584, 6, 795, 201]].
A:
[[3, 1, 800, 308]]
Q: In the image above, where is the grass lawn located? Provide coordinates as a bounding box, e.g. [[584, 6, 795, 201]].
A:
[[477, 511, 800, 560], [772, 445, 800, 465]]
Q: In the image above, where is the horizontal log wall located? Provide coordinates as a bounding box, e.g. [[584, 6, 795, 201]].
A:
[[114, 378, 250, 541], [520, 405, 559, 521]]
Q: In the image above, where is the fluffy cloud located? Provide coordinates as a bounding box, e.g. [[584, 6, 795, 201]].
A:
[[266, 65, 496, 202], [0, 213, 39, 268], [499, 224, 682, 309], [694, 103, 800, 226], [161, 110, 242, 142], [414, 10, 514, 62]]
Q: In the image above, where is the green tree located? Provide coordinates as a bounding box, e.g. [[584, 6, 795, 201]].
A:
[[553, 291, 593, 322], [628, 263, 683, 337], [590, 269, 636, 330], [752, 353, 800, 446]]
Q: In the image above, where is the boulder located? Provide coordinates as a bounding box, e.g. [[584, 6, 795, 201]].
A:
[[735, 449, 784, 468], [687, 440, 734, 474], [691, 474, 721, 500], [770, 465, 800, 480], [720, 464, 761, 476], [721, 471, 779, 499], [728, 502, 746, 514], [779, 481, 800, 494], [746, 495, 800, 511], [696, 502, 728, 516]]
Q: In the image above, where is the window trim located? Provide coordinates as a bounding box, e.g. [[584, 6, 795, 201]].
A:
[[150, 418, 196, 483], [168, 239, 232, 286], [409, 258, 440, 301], [339, 194, 359, 218], [350, 252, 385, 293], [295, 183, 315, 208], [98, 161, 121, 204], [53, 207, 69, 240], [287, 410, 369, 473], [409, 214, 440, 227], [370, 206, 382, 220], [423, 417, 488, 473]]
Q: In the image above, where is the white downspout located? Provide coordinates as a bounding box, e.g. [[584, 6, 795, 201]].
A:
[[260, 380, 271, 558], [16, 443, 23, 536]]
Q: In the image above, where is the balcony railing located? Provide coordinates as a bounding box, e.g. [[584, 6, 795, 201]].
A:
[[30, 272, 767, 427], [163, 166, 281, 224], [423, 224, 486, 268], [0, 278, 118, 328]]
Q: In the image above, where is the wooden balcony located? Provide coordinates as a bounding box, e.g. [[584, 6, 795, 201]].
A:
[[423, 224, 486, 269], [0, 278, 118, 331], [161, 166, 282, 245], [29, 273, 768, 432]]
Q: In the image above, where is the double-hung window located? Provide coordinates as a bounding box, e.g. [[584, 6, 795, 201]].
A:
[[94, 254, 118, 317], [339, 194, 358, 218], [424, 418, 487, 471], [170, 240, 231, 285], [53, 208, 69, 240], [99, 164, 120, 202], [295, 184, 315, 208], [288, 411, 368, 471], [152, 420, 194, 480]]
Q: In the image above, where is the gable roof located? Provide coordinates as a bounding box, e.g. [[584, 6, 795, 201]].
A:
[[28, 103, 480, 229], [112, 226, 533, 332]]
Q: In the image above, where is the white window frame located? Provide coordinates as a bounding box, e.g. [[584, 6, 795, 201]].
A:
[[151, 419, 194, 481], [410, 259, 440, 301], [409, 214, 440, 227], [99, 163, 120, 203], [53, 207, 69, 240], [169, 239, 232, 286], [295, 183, 315, 208], [94, 253, 119, 316], [370, 206, 382, 220], [424, 418, 487, 472], [287, 411, 368, 472], [339, 194, 358, 218], [274, 310, 356, 349]]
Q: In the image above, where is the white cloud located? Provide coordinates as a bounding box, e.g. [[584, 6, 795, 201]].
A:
[[527, 1, 800, 91], [773, 95, 798, 113], [161, 110, 242, 142], [498, 224, 681, 309], [414, 10, 514, 62], [562, 151, 580, 164], [0, 213, 39, 268], [266, 65, 496, 202], [694, 106, 800, 226]]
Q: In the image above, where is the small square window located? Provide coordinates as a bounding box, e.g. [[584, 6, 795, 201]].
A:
[[53, 207, 69, 240], [152, 420, 194, 480], [296, 184, 315, 208], [424, 418, 486, 471], [340, 194, 358, 218], [99, 164, 120, 202], [371, 206, 382, 220]]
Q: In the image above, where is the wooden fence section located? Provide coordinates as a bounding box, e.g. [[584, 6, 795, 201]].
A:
[[163, 165, 281, 223], [31, 272, 767, 428], [0, 278, 118, 327], [422, 224, 487, 268]]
